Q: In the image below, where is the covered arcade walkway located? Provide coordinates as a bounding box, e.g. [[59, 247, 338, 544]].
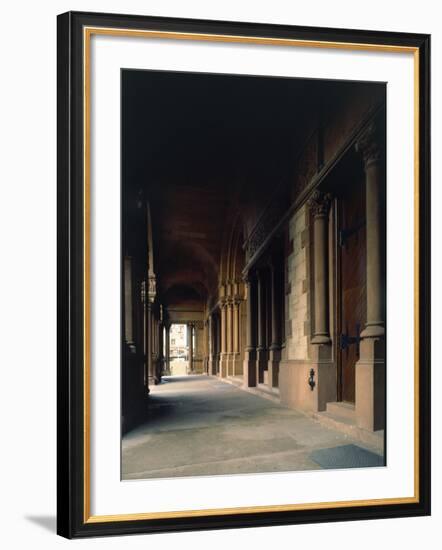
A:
[[122, 376, 382, 480]]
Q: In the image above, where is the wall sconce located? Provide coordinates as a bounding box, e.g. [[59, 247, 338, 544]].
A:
[[308, 368, 316, 391]]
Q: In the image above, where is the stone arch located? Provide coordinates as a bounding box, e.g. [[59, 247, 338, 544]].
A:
[[220, 211, 246, 286], [216, 211, 247, 379]]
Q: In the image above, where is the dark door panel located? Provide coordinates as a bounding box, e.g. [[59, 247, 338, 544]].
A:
[[337, 176, 366, 403]]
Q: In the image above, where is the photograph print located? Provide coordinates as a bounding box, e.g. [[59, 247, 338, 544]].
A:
[[121, 69, 386, 480]]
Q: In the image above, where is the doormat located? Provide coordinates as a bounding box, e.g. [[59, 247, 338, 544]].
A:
[[310, 444, 384, 469]]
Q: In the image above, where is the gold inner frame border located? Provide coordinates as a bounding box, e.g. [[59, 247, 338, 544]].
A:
[[82, 25, 421, 524]]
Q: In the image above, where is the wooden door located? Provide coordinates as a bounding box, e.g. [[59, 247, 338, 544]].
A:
[[337, 176, 366, 403]]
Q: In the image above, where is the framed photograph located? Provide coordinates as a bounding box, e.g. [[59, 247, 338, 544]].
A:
[[57, 11, 431, 538]]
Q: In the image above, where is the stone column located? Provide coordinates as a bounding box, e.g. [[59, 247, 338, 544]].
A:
[[214, 312, 221, 375], [357, 124, 385, 339], [194, 322, 204, 374], [208, 314, 215, 375], [187, 323, 194, 374], [307, 192, 335, 412], [141, 280, 150, 394], [355, 122, 386, 431], [219, 300, 228, 377], [146, 302, 155, 385], [204, 320, 209, 374], [243, 272, 257, 387], [165, 323, 171, 375], [233, 298, 242, 376], [267, 262, 281, 388], [157, 320, 164, 382], [256, 269, 268, 384], [226, 298, 233, 376], [309, 191, 332, 345], [152, 317, 157, 358], [146, 275, 158, 385], [153, 316, 159, 378], [123, 256, 135, 352]]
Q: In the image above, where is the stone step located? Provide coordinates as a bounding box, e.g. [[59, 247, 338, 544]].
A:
[[326, 401, 356, 420], [312, 410, 384, 454], [250, 386, 281, 404], [256, 383, 280, 399], [227, 375, 244, 388], [220, 377, 281, 404]]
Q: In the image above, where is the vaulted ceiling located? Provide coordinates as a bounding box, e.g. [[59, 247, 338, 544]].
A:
[[122, 70, 364, 308]]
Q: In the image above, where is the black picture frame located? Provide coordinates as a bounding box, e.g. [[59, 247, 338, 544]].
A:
[[57, 10, 431, 539]]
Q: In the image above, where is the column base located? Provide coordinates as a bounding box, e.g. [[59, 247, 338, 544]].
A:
[[355, 337, 385, 431], [227, 353, 235, 377], [256, 348, 268, 384], [279, 356, 336, 413], [155, 357, 164, 381], [311, 334, 331, 345], [360, 324, 385, 338], [193, 358, 204, 374], [232, 353, 243, 376], [208, 357, 217, 376], [214, 356, 220, 376], [267, 348, 281, 388], [308, 344, 336, 411], [188, 363, 195, 375], [219, 354, 229, 378], [243, 349, 257, 387]]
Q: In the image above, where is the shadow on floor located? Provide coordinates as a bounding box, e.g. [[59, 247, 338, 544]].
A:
[[160, 375, 207, 384], [124, 376, 205, 435], [25, 515, 56, 533]]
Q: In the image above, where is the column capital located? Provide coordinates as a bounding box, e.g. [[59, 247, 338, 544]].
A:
[[267, 255, 283, 274], [242, 270, 256, 284], [355, 121, 385, 169], [218, 282, 227, 299], [147, 275, 156, 302], [141, 280, 154, 309], [308, 190, 332, 218], [141, 280, 146, 304], [255, 267, 266, 281]]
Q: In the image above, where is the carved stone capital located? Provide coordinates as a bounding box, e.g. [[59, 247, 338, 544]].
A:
[[219, 283, 227, 298], [355, 121, 384, 169], [147, 275, 156, 302], [242, 270, 256, 285], [308, 190, 332, 218], [244, 200, 285, 262]]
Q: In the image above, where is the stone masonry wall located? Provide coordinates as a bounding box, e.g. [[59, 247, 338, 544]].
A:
[[286, 204, 310, 361]]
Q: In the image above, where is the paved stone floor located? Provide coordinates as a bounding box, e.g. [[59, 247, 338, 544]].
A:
[[122, 375, 380, 480]]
